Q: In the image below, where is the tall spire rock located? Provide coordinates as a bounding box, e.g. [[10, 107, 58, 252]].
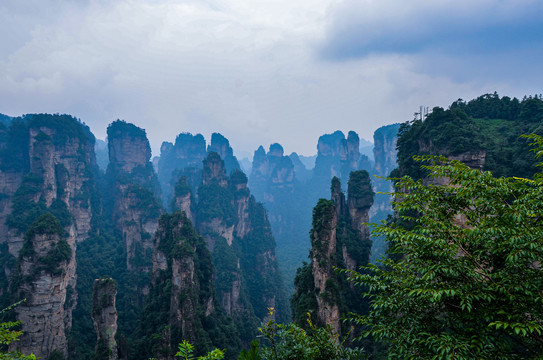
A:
[[310, 198, 341, 333], [141, 211, 244, 359], [207, 133, 240, 175], [292, 172, 374, 338], [314, 130, 361, 197], [106, 120, 162, 271], [341, 131, 360, 180], [373, 124, 400, 180], [92, 278, 118, 360], [202, 152, 228, 187], [369, 123, 400, 261], [195, 152, 288, 339], [4, 114, 98, 359], [157, 133, 206, 207]]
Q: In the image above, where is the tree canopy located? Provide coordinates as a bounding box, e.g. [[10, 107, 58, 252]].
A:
[[347, 135, 543, 359]]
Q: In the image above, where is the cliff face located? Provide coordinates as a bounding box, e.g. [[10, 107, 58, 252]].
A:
[[373, 124, 400, 180], [292, 172, 374, 337], [145, 211, 241, 359], [150, 212, 211, 356], [107, 120, 162, 271], [369, 123, 400, 262], [157, 133, 206, 208], [195, 152, 288, 332], [314, 130, 360, 186], [15, 214, 74, 359], [207, 133, 240, 175], [310, 199, 341, 333], [3, 114, 98, 359], [92, 278, 118, 360]]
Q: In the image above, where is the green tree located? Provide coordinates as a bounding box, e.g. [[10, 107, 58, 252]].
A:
[[259, 309, 365, 360], [175, 340, 224, 360], [347, 135, 543, 359], [0, 303, 36, 360]]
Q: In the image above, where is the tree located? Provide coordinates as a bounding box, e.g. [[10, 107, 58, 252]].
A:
[[0, 303, 36, 360], [258, 309, 366, 360], [346, 135, 543, 359]]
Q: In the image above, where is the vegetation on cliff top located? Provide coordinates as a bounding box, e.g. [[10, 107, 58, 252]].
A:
[[395, 93, 543, 180]]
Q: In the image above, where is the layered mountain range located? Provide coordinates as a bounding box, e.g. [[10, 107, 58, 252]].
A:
[[0, 111, 400, 360]]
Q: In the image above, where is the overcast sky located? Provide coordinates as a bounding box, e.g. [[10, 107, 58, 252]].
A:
[[1, 0, 542, 158]]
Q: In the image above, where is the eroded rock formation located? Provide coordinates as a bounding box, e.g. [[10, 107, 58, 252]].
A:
[[107, 120, 161, 271], [3, 114, 98, 359], [92, 278, 118, 360], [292, 172, 374, 337]]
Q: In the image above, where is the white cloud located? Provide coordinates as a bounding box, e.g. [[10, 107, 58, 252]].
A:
[[0, 0, 539, 157]]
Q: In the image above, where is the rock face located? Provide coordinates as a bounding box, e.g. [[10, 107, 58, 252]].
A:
[[14, 214, 75, 359], [368, 123, 401, 262], [2, 114, 98, 359], [92, 278, 118, 360], [157, 133, 206, 208], [107, 120, 162, 271], [150, 212, 212, 356], [373, 124, 400, 180], [310, 198, 341, 334], [292, 172, 374, 337], [207, 133, 240, 175], [195, 152, 288, 328], [250, 144, 295, 202], [314, 130, 360, 187], [145, 211, 242, 359]]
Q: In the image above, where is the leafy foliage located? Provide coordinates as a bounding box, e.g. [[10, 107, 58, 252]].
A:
[[175, 340, 224, 360], [0, 302, 36, 360], [396, 93, 543, 180], [347, 137, 543, 359], [259, 309, 366, 360], [197, 184, 236, 226]]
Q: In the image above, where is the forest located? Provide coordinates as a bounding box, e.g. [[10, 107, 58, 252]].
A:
[[0, 93, 542, 359]]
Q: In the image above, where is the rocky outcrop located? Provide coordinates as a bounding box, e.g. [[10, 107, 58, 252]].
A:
[[92, 278, 118, 360], [207, 133, 240, 175], [146, 211, 231, 359], [196, 152, 288, 324], [289, 153, 312, 183], [157, 133, 206, 208], [292, 172, 374, 337], [250, 144, 295, 200], [348, 171, 374, 238], [341, 131, 360, 179], [369, 124, 400, 262], [310, 199, 341, 334], [107, 120, 161, 271], [314, 130, 360, 185], [3, 114, 98, 359], [171, 176, 195, 224], [14, 214, 75, 359], [373, 124, 400, 180], [202, 152, 228, 187]]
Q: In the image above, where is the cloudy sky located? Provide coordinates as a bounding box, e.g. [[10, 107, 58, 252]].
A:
[[1, 0, 542, 158]]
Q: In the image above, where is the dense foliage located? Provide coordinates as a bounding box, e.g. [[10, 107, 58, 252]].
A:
[[259, 309, 365, 360], [347, 137, 543, 359], [395, 94, 543, 180]]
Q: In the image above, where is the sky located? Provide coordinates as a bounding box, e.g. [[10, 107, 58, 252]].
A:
[[1, 0, 542, 158]]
